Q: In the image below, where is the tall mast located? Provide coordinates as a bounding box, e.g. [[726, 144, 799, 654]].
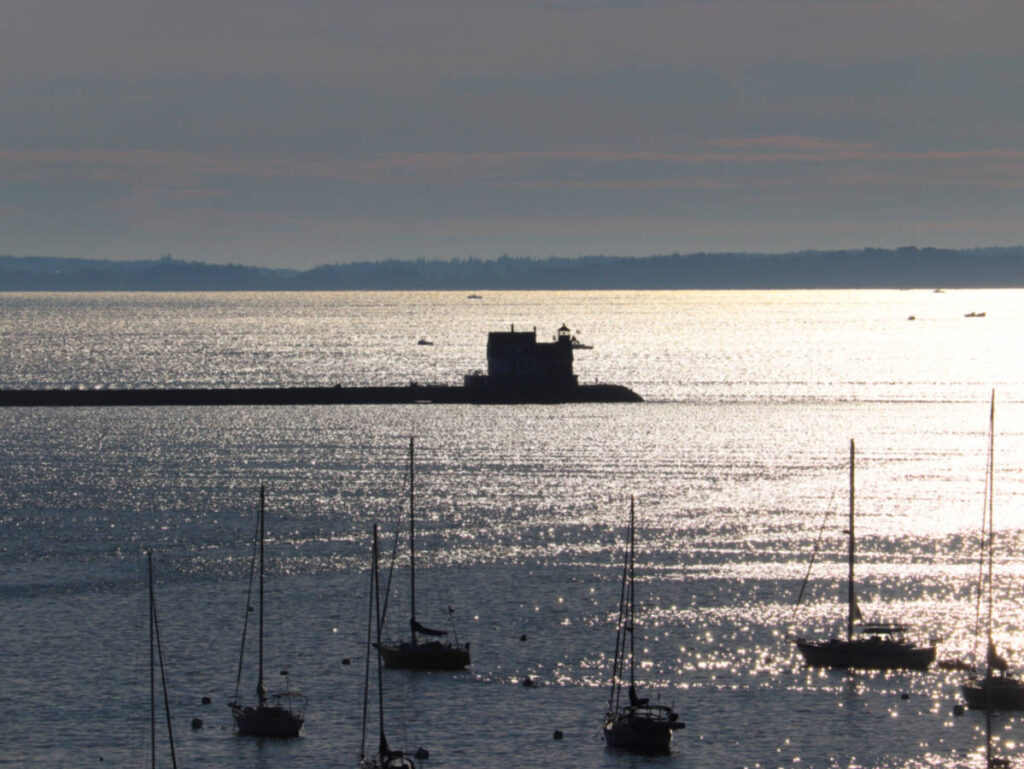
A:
[[986, 391, 996, 668], [606, 499, 631, 717], [360, 524, 375, 763], [373, 523, 387, 753], [149, 552, 156, 769], [628, 496, 636, 688], [409, 437, 417, 644], [148, 552, 177, 769], [258, 483, 265, 702], [847, 439, 856, 643]]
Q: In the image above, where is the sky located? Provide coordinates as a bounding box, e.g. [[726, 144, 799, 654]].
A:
[[2, 0, 1023, 269]]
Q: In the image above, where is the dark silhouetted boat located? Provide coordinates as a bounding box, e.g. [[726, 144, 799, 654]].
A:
[[604, 497, 684, 753], [962, 393, 1024, 711], [794, 440, 936, 670], [360, 524, 417, 769], [378, 438, 470, 671], [228, 484, 306, 736]]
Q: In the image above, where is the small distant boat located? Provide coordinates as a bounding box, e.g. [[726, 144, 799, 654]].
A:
[[933, 288, 945, 293], [794, 440, 936, 670], [555, 323, 593, 349], [466, 294, 482, 300], [966, 312, 987, 318], [962, 393, 1024, 711], [907, 315, 916, 321], [416, 339, 434, 346], [229, 485, 306, 737], [360, 524, 418, 769], [604, 497, 684, 753], [378, 438, 471, 670], [938, 657, 976, 672], [147, 552, 179, 768]]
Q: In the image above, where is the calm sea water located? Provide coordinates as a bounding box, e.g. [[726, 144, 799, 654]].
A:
[[2, 290, 1024, 769]]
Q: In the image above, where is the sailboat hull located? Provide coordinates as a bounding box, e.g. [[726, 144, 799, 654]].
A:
[[604, 711, 680, 753], [796, 638, 935, 670], [377, 640, 470, 670], [360, 755, 416, 769], [962, 677, 1024, 711], [231, 703, 304, 737]]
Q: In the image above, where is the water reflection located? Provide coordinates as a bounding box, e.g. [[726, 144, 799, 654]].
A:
[[4, 292, 1024, 767]]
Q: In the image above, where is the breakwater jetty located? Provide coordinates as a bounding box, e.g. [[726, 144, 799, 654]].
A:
[[0, 382, 641, 407], [0, 325, 643, 406]]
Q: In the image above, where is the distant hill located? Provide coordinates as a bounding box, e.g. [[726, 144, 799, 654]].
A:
[[3, 248, 1024, 290]]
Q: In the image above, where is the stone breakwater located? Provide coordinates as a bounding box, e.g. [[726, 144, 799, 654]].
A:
[[0, 382, 643, 407]]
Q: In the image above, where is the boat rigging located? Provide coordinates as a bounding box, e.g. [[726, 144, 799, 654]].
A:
[[794, 440, 936, 670], [228, 484, 306, 736], [603, 496, 684, 753]]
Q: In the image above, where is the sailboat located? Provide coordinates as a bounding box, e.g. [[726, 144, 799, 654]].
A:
[[794, 440, 936, 670], [228, 484, 306, 736], [378, 437, 470, 671], [962, 393, 1024, 711], [604, 497, 684, 753], [147, 552, 178, 769], [360, 524, 417, 769]]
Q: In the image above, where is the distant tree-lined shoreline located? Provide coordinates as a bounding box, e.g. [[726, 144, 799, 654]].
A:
[[3, 247, 1024, 291]]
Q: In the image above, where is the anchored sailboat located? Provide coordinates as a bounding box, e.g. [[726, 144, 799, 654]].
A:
[[794, 440, 935, 670], [228, 484, 306, 736], [360, 524, 417, 769], [378, 437, 470, 671], [962, 393, 1024, 711], [604, 497, 684, 753]]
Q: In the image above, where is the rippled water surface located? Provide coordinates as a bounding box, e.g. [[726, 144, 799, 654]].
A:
[[3, 290, 1024, 768]]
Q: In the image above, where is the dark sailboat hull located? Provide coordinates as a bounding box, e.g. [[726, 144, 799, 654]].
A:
[[359, 754, 416, 769], [377, 640, 470, 671], [796, 638, 935, 670], [230, 703, 304, 737], [962, 677, 1024, 711], [604, 712, 680, 753]]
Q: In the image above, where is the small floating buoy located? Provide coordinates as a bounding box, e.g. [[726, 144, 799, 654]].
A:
[[201, 696, 211, 705], [342, 657, 351, 665], [191, 718, 203, 730], [414, 747, 429, 760], [953, 704, 965, 716], [520, 634, 527, 642], [900, 692, 910, 700], [522, 676, 535, 687], [553, 730, 563, 740]]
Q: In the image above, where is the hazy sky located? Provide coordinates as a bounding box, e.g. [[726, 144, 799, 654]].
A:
[[3, 0, 1022, 268]]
